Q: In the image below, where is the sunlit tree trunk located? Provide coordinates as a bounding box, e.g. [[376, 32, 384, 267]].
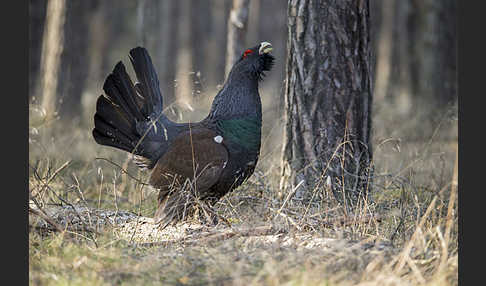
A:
[[158, 0, 180, 106], [280, 0, 373, 208], [174, 0, 194, 120], [371, 0, 393, 101], [40, 0, 66, 120], [225, 0, 251, 78], [136, 0, 147, 46], [29, 0, 48, 101]]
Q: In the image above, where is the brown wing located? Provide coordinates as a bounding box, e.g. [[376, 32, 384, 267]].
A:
[[149, 127, 228, 189], [149, 127, 228, 226]]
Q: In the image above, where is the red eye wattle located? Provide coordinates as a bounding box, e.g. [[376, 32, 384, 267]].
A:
[[243, 49, 253, 58]]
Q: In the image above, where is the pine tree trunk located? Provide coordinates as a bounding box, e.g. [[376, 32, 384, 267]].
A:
[[40, 0, 66, 120], [372, 0, 394, 101], [408, 0, 457, 108], [174, 0, 194, 119], [385, 0, 413, 112], [384, 0, 457, 114], [86, 1, 113, 96], [190, 0, 211, 96], [29, 0, 48, 101], [225, 0, 251, 78], [207, 0, 231, 87], [158, 0, 180, 106], [57, 0, 96, 121], [280, 0, 373, 208]]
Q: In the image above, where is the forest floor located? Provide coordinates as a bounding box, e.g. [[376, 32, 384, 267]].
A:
[[29, 98, 458, 286]]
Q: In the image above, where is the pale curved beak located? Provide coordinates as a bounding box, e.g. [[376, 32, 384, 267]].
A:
[[259, 42, 273, 55]]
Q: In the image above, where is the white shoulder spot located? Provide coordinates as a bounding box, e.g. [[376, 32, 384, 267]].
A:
[[214, 135, 223, 144]]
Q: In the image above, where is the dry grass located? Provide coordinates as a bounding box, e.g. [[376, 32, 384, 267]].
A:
[[29, 88, 458, 285]]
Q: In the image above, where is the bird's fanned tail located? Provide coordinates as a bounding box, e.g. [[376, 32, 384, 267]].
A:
[[93, 47, 175, 169]]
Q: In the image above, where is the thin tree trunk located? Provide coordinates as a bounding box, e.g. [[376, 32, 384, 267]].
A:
[[384, 0, 457, 116], [86, 1, 112, 94], [157, 0, 180, 106], [247, 0, 260, 46], [174, 0, 194, 120], [207, 0, 231, 88], [40, 0, 66, 120], [373, 0, 394, 101], [57, 0, 96, 121], [409, 0, 457, 108], [136, 0, 147, 46], [385, 0, 413, 113], [190, 0, 211, 96], [29, 0, 48, 102], [280, 0, 373, 208], [225, 0, 251, 78]]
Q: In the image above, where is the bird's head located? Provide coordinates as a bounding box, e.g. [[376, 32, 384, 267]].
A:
[[233, 42, 275, 81]]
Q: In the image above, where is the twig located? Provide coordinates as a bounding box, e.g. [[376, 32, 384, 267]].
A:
[[29, 160, 71, 199], [94, 157, 150, 186], [276, 180, 304, 215], [29, 206, 64, 233]]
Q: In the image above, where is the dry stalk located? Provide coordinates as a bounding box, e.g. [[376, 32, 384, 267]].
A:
[[391, 195, 438, 273]]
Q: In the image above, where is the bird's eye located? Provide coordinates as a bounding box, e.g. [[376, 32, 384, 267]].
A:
[[243, 49, 253, 58]]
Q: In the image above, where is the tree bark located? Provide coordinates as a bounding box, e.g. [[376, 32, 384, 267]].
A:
[[225, 0, 251, 78], [280, 0, 373, 208], [40, 0, 67, 120]]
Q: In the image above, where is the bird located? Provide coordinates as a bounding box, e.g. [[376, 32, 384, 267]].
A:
[[92, 42, 274, 228]]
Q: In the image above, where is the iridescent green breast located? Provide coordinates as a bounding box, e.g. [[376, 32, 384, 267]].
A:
[[217, 116, 261, 151]]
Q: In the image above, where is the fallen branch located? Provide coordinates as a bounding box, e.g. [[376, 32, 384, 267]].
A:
[[29, 207, 64, 233]]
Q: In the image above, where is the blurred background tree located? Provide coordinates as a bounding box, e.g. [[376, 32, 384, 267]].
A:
[[371, 0, 457, 139]]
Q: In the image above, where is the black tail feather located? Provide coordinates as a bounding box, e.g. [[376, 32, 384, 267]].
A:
[[103, 62, 145, 122], [93, 47, 172, 166], [95, 94, 136, 139], [129, 47, 163, 116], [93, 47, 188, 169], [93, 113, 137, 152]]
